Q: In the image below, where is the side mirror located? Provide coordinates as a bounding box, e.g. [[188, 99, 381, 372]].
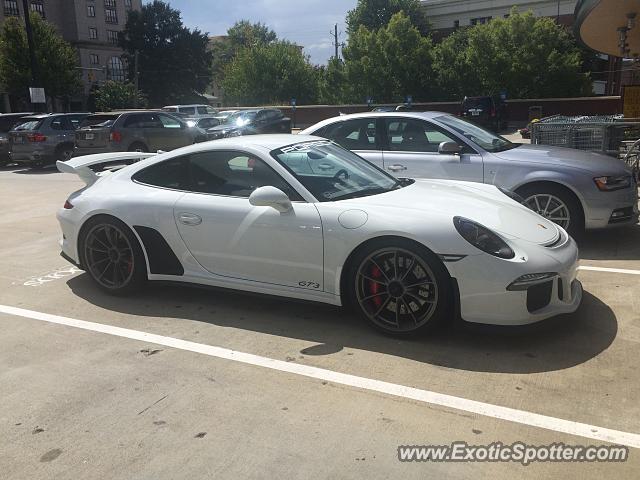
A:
[[438, 141, 462, 155], [249, 186, 292, 213]]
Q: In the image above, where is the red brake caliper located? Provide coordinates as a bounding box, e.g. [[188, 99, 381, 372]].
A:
[[370, 265, 383, 307]]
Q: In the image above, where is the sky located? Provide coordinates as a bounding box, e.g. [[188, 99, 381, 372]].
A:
[[144, 0, 359, 65]]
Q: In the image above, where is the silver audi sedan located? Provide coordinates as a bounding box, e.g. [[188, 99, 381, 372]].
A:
[[301, 112, 639, 236]]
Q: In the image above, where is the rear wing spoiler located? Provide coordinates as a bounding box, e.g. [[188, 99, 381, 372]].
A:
[[56, 152, 156, 186]]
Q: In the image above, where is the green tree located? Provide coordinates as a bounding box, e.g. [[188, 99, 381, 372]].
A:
[[433, 9, 592, 99], [94, 81, 146, 111], [343, 12, 435, 103], [211, 21, 277, 90], [118, 0, 213, 106], [0, 15, 81, 102], [346, 0, 429, 36], [317, 57, 348, 104], [222, 41, 317, 105]]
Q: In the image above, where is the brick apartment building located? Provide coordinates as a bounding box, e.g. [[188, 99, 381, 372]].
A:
[[0, 0, 142, 111]]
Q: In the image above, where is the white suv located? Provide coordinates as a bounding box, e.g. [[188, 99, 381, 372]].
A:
[[161, 104, 217, 119]]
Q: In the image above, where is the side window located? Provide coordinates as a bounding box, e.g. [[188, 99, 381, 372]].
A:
[[384, 119, 458, 153], [323, 119, 378, 151], [196, 106, 208, 114], [181, 107, 196, 115], [124, 114, 161, 128], [133, 157, 190, 190], [159, 114, 182, 129], [50, 118, 64, 130], [188, 151, 302, 200]]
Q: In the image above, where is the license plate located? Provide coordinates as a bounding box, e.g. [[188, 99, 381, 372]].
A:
[[472, 111, 480, 116], [85, 133, 95, 140]]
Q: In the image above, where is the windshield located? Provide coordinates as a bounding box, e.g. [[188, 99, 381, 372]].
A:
[[435, 115, 517, 153], [271, 140, 401, 202], [226, 111, 257, 126]]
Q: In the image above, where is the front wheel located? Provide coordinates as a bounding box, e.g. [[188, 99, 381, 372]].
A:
[[517, 184, 584, 237], [347, 239, 451, 336], [80, 217, 147, 295]]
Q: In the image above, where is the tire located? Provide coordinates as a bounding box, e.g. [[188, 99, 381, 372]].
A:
[[516, 184, 584, 237], [128, 142, 148, 152], [345, 238, 452, 336], [55, 144, 74, 162], [79, 216, 147, 295]]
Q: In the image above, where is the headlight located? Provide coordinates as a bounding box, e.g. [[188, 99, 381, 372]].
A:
[[593, 175, 631, 191], [498, 187, 525, 204], [453, 216, 515, 259]]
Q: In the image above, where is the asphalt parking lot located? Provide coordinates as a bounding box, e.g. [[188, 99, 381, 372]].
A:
[[1, 163, 639, 479]]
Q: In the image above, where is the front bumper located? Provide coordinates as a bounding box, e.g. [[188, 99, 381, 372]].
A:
[[583, 184, 639, 229], [446, 235, 582, 325]]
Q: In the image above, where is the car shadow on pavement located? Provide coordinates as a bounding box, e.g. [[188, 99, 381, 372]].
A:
[[578, 224, 640, 261], [12, 166, 59, 175], [67, 275, 617, 375]]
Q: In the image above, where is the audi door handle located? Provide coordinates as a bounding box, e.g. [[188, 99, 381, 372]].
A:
[[178, 213, 202, 226], [387, 164, 407, 172]]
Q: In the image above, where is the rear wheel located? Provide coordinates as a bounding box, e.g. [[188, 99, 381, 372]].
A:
[[347, 239, 451, 336], [55, 144, 74, 162], [128, 142, 148, 152], [516, 184, 584, 237], [80, 216, 146, 295]]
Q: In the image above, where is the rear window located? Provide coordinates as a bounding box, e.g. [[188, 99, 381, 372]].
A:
[[14, 119, 44, 131], [80, 114, 119, 128], [0, 117, 24, 132], [463, 97, 492, 110]]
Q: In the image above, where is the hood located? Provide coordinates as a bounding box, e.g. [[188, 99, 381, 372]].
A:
[[343, 179, 560, 245], [208, 124, 236, 133], [493, 144, 631, 175]]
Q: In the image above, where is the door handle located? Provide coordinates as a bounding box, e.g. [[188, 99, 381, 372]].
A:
[[387, 164, 407, 172], [178, 213, 202, 226]]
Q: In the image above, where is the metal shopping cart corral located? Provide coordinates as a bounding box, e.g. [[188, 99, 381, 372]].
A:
[[530, 115, 640, 157]]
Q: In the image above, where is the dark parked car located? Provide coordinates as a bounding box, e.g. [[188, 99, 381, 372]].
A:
[[207, 109, 291, 140], [73, 111, 207, 156], [9, 113, 89, 167], [186, 116, 221, 130], [0, 112, 34, 165], [460, 95, 508, 132]]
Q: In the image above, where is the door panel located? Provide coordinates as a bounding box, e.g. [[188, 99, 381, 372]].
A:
[[174, 194, 324, 289], [382, 118, 484, 182]]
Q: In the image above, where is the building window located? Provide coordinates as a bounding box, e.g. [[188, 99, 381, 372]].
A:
[[89, 27, 98, 39], [104, 0, 115, 6], [105, 7, 118, 23], [108, 56, 125, 82], [4, 0, 19, 16], [453, 20, 459, 28], [125, 0, 131, 8], [89, 54, 99, 65], [470, 16, 492, 26], [30, 1, 44, 17], [107, 30, 119, 44], [87, 4, 95, 17]]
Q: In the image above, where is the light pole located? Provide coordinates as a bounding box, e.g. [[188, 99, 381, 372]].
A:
[[21, 0, 41, 111]]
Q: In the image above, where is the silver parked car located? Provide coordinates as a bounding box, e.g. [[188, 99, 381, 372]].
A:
[[9, 113, 89, 167], [301, 112, 639, 235], [73, 111, 207, 156]]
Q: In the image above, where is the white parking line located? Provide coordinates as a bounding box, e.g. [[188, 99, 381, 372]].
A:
[[578, 266, 640, 276], [1, 303, 639, 449]]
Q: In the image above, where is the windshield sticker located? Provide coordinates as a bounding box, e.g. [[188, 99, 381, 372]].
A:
[[280, 140, 333, 154]]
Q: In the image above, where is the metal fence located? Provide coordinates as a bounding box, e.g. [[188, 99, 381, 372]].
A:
[[530, 115, 640, 158]]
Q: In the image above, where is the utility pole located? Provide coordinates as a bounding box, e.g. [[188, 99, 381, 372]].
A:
[[133, 50, 139, 108], [331, 24, 339, 60], [21, 0, 40, 111]]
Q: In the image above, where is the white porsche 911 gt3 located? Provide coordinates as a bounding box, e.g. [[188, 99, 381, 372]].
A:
[[57, 134, 582, 335]]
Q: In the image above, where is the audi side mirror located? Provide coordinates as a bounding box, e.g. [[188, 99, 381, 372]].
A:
[[438, 141, 462, 155]]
